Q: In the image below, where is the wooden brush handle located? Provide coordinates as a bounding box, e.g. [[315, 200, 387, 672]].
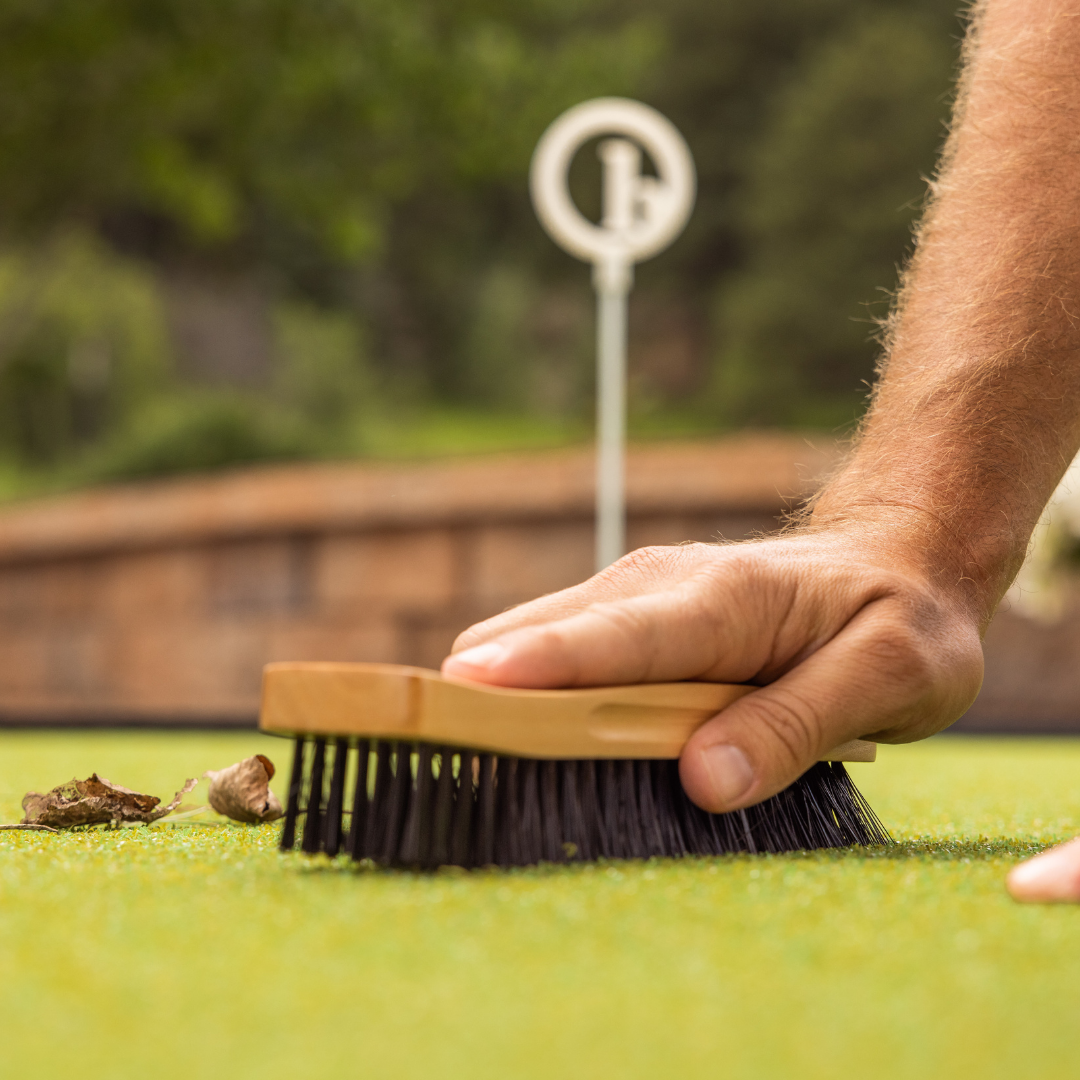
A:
[[260, 662, 876, 762]]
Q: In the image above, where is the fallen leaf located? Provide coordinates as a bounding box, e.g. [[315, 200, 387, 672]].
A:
[[21, 774, 197, 828], [204, 755, 283, 823]]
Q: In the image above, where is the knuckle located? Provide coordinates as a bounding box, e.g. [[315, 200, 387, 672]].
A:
[[586, 599, 655, 651], [692, 546, 788, 629], [857, 595, 985, 731], [452, 625, 490, 653], [602, 541, 721, 588], [692, 541, 782, 597], [577, 599, 668, 680], [861, 618, 936, 686], [528, 622, 575, 661], [602, 545, 681, 584]]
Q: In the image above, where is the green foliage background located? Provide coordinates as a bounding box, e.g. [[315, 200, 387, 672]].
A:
[[0, 0, 963, 491]]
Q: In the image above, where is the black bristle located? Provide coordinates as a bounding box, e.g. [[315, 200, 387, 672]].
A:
[[636, 761, 664, 858], [819, 767, 857, 843], [750, 794, 788, 854], [450, 750, 475, 867], [677, 788, 715, 855], [652, 761, 684, 857], [300, 738, 327, 854], [559, 761, 587, 861], [365, 741, 392, 857], [399, 743, 435, 867], [494, 757, 521, 866], [284, 737, 890, 870], [280, 737, 306, 851], [322, 738, 349, 856], [828, 761, 891, 846], [377, 742, 410, 865], [599, 759, 619, 858], [540, 760, 563, 863], [429, 748, 456, 869], [736, 808, 758, 854], [618, 759, 645, 859], [580, 759, 608, 859], [797, 770, 842, 847], [518, 759, 542, 867], [475, 753, 495, 867], [347, 740, 371, 860]]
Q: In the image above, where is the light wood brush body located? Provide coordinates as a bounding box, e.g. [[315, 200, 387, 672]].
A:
[[260, 661, 876, 762]]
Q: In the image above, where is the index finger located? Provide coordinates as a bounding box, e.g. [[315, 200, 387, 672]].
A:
[[441, 573, 783, 688]]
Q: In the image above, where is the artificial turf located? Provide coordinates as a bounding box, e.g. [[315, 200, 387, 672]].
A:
[[0, 731, 1076, 1079]]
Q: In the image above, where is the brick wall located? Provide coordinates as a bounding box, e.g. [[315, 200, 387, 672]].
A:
[[0, 433, 1075, 730], [0, 436, 832, 724], [968, 596, 1080, 732]]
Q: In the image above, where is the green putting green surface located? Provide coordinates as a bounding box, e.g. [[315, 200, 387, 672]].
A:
[[0, 731, 1076, 1079]]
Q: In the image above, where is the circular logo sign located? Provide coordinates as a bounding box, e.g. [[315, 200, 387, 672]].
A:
[[530, 97, 696, 272]]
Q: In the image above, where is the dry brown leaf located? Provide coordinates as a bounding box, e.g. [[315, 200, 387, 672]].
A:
[[204, 755, 283, 823], [21, 774, 197, 828]]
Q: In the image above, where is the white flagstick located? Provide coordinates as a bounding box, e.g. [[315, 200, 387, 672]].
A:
[[531, 99, 695, 571], [594, 253, 630, 569]]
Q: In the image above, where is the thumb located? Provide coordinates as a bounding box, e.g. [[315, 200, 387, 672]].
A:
[[678, 677, 841, 813], [678, 611, 939, 811]]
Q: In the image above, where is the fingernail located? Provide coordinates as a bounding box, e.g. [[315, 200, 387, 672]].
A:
[[447, 641, 508, 672], [699, 744, 755, 809]]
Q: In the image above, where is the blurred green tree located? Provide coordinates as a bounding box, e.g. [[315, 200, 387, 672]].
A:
[[0, 233, 168, 465], [0, 0, 653, 273], [711, 6, 957, 427], [0, 0, 657, 479], [0, 0, 963, 485]]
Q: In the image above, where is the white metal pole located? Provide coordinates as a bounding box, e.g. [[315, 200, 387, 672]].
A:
[[594, 258, 630, 571]]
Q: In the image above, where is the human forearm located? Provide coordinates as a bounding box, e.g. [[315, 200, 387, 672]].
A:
[[812, 0, 1080, 622]]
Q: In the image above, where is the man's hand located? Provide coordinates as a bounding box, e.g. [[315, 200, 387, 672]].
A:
[[442, 526, 984, 813]]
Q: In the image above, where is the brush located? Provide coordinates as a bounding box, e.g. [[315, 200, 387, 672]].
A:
[[260, 661, 890, 869]]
